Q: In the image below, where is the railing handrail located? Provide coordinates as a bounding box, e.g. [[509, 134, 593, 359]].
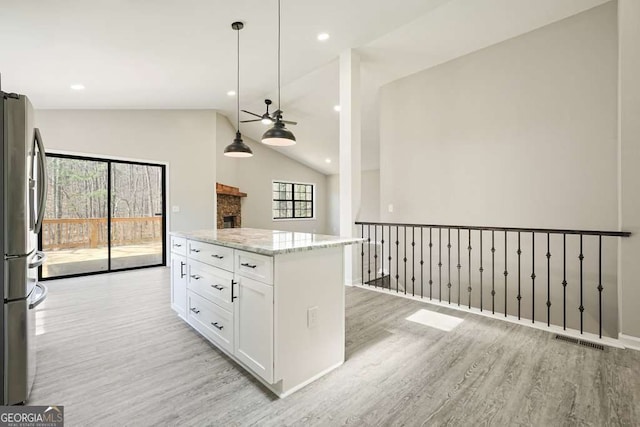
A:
[[355, 221, 631, 238]]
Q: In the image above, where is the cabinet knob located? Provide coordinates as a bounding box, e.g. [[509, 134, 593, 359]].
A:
[[211, 322, 224, 331]]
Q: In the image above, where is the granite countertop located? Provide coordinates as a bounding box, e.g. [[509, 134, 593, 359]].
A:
[[170, 228, 364, 256]]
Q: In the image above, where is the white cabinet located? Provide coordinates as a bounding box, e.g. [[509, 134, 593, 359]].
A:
[[234, 276, 274, 383], [170, 254, 187, 318]]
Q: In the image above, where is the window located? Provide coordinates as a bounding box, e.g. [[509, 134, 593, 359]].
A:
[[272, 181, 314, 219]]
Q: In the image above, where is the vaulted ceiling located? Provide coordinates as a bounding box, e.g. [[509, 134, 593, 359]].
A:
[[1, 0, 610, 174]]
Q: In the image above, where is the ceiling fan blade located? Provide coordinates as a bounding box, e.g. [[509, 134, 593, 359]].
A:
[[281, 120, 297, 125], [241, 110, 263, 119], [240, 119, 263, 123]]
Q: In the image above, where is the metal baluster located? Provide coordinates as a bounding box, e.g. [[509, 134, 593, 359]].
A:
[[438, 228, 442, 302], [448, 229, 452, 304], [598, 236, 603, 338], [395, 226, 399, 293], [457, 229, 461, 306], [562, 234, 567, 330], [381, 226, 385, 289], [420, 227, 424, 298], [479, 230, 484, 311], [531, 231, 535, 323], [504, 231, 508, 317], [388, 226, 393, 292], [404, 227, 407, 295], [429, 228, 433, 300], [468, 229, 472, 309], [579, 234, 584, 334], [374, 225, 378, 287], [546, 233, 551, 327], [411, 227, 415, 297], [367, 224, 371, 285], [361, 224, 364, 286], [517, 232, 521, 320], [491, 231, 495, 315]]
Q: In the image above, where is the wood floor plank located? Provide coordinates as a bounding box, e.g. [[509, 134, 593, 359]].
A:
[[28, 268, 640, 426]]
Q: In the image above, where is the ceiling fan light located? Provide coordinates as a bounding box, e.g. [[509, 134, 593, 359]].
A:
[[262, 122, 296, 146], [224, 131, 254, 157], [261, 117, 273, 125]]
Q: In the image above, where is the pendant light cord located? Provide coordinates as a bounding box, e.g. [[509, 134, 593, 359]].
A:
[[237, 25, 240, 132], [278, 0, 281, 111]]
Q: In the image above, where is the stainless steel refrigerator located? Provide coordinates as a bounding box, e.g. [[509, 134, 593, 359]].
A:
[[1, 78, 48, 405]]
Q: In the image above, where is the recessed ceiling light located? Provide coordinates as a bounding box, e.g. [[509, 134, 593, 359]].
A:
[[325, 158, 332, 164], [317, 33, 330, 41], [70, 84, 85, 91], [227, 90, 236, 96], [333, 105, 341, 112]]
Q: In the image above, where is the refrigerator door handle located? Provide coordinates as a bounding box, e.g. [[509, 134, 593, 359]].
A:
[[28, 251, 47, 269], [33, 128, 48, 234], [28, 283, 48, 309]]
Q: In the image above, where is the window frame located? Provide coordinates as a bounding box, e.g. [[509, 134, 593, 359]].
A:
[[271, 180, 316, 221]]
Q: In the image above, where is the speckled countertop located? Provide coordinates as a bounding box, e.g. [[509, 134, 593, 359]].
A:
[[170, 228, 364, 256]]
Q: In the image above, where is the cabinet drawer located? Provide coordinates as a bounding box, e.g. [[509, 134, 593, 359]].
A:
[[187, 240, 234, 271], [170, 236, 187, 256], [187, 291, 233, 354], [187, 260, 234, 313], [235, 250, 273, 285]]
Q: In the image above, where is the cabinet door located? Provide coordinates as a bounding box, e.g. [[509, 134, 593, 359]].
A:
[[171, 254, 187, 318], [234, 276, 273, 383]]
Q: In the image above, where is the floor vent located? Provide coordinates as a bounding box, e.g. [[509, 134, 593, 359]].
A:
[[555, 335, 605, 351]]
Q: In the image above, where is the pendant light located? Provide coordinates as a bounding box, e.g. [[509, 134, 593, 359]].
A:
[[224, 21, 253, 158], [262, 0, 296, 146]]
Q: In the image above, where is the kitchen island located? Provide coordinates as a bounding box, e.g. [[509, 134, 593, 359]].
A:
[[169, 228, 362, 397]]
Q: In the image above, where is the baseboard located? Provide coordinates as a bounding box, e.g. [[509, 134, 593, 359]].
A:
[[619, 333, 640, 351], [278, 360, 344, 398]]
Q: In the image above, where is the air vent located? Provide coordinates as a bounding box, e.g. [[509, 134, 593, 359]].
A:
[[555, 335, 605, 351]]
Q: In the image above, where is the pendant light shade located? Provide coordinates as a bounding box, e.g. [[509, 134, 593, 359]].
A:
[[224, 21, 253, 158], [224, 131, 253, 157], [262, 0, 296, 146], [262, 119, 296, 146]]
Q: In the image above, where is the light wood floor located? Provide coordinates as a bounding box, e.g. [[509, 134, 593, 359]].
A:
[[30, 268, 639, 426]]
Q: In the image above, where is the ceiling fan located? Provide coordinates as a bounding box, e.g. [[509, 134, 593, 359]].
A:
[[241, 99, 297, 126]]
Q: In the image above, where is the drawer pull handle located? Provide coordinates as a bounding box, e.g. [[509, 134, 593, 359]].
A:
[[231, 280, 238, 302], [211, 322, 224, 331], [180, 262, 186, 278], [211, 284, 224, 291], [211, 254, 224, 259], [190, 274, 201, 280], [241, 262, 257, 269], [173, 243, 182, 248], [190, 248, 201, 253], [190, 307, 200, 314]]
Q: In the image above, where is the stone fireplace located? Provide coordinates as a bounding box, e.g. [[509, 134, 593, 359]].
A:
[[216, 183, 246, 229]]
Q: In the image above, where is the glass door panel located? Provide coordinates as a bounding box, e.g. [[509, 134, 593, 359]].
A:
[[41, 156, 108, 278], [110, 162, 165, 270]]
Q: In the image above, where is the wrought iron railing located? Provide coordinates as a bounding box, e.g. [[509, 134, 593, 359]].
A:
[[355, 221, 630, 339]]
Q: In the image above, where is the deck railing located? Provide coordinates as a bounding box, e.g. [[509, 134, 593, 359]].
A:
[[356, 221, 630, 339], [42, 217, 162, 250]]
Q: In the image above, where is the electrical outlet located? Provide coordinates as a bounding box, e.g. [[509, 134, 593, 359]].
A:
[[172, 205, 180, 213], [307, 306, 319, 328], [388, 204, 394, 213]]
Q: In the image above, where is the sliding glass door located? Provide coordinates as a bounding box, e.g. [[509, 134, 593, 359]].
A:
[[40, 153, 166, 280]]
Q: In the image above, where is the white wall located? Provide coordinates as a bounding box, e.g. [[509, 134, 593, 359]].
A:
[[618, 0, 640, 344], [377, 3, 619, 336], [216, 114, 329, 234], [380, 2, 618, 230], [36, 109, 217, 232], [327, 169, 380, 235]]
